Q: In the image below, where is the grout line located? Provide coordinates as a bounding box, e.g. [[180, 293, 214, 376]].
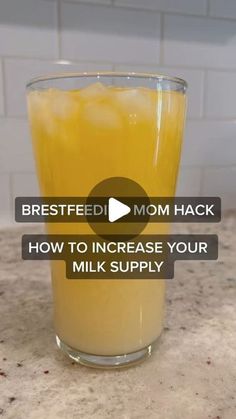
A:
[[186, 116, 236, 122], [202, 69, 208, 119], [61, 0, 113, 5], [181, 164, 236, 170], [56, 0, 62, 59], [206, 0, 211, 16], [7, 173, 12, 220], [64, 0, 207, 18], [0, 173, 12, 219], [0, 54, 115, 68], [106, 63, 236, 73], [180, 165, 204, 170], [107, 3, 162, 14], [2, 55, 236, 74], [62, 0, 236, 22], [6, 171, 37, 176], [1, 59, 7, 117], [1, 55, 62, 62], [189, 116, 236, 122], [9, 172, 15, 221], [199, 167, 205, 196], [159, 12, 164, 65], [64, 0, 111, 5], [0, 115, 28, 121]]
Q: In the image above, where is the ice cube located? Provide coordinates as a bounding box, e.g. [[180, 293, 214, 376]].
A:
[[51, 90, 79, 119], [82, 102, 122, 130], [27, 91, 50, 125], [114, 88, 154, 120], [27, 90, 46, 114], [79, 82, 108, 102], [28, 90, 62, 136]]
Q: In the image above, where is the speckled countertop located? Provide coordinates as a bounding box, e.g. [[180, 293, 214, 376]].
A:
[[0, 214, 235, 419]]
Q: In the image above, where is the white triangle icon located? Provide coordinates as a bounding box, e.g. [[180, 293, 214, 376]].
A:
[[108, 197, 131, 223]]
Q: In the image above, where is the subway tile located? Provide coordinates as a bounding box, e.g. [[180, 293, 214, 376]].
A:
[[114, 0, 207, 15], [163, 15, 236, 69], [202, 166, 236, 210], [206, 71, 236, 119], [176, 167, 202, 196], [0, 0, 57, 58], [60, 3, 161, 63], [115, 63, 203, 118], [181, 120, 236, 167], [0, 174, 11, 223], [209, 0, 236, 19], [0, 118, 35, 173], [12, 173, 39, 199], [0, 61, 4, 116], [4, 58, 112, 117]]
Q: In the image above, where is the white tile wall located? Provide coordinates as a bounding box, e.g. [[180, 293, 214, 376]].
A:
[[163, 15, 236, 69], [0, 0, 236, 223], [182, 121, 236, 167], [115, 63, 204, 118], [12, 173, 39, 198], [0, 60, 4, 116], [176, 167, 202, 196], [114, 0, 207, 15], [0, 174, 11, 223], [209, 0, 236, 19], [4, 58, 112, 117], [0, 0, 58, 58], [0, 118, 34, 173], [60, 3, 161, 63], [202, 166, 236, 210], [206, 71, 236, 119]]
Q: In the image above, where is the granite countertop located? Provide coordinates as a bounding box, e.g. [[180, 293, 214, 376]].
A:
[[0, 215, 235, 419]]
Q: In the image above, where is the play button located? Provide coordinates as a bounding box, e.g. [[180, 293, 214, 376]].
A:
[[86, 176, 150, 240], [108, 198, 131, 223]]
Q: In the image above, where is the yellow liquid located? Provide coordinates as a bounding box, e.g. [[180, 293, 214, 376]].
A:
[[27, 83, 186, 355]]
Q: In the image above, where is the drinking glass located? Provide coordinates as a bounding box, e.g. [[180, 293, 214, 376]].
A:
[[27, 72, 187, 368]]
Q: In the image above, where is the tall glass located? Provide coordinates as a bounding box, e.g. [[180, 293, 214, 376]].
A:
[[27, 73, 187, 368]]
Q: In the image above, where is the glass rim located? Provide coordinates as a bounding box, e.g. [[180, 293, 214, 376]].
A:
[[26, 71, 188, 90]]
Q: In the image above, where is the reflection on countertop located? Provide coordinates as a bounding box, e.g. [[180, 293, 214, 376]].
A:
[[0, 213, 235, 419]]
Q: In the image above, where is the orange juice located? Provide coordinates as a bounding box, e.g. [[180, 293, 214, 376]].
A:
[[27, 79, 186, 360]]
